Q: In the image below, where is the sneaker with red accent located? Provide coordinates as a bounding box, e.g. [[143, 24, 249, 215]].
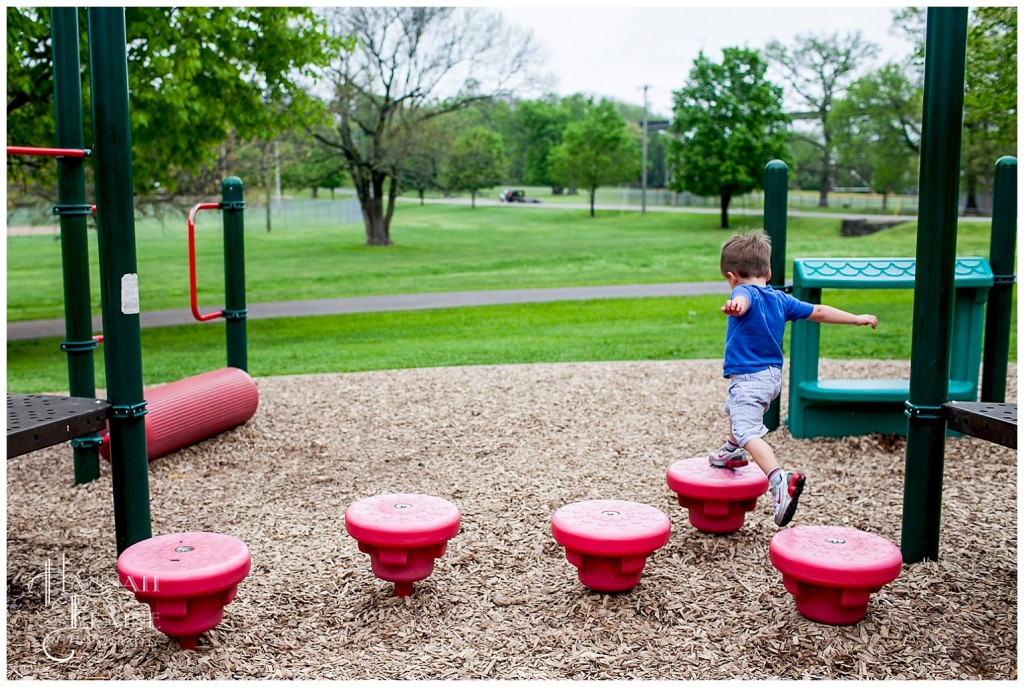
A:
[[708, 444, 749, 469], [772, 471, 805, 526]]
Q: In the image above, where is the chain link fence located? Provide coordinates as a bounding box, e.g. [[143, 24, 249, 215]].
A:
[[14, 187, 994, 235], [7, 196, 364, 235], [602, 187, 923, 215], [260, 197, 362, 231]]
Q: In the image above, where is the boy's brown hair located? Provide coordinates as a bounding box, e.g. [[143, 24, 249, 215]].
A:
[[720, 231, 772, 278]]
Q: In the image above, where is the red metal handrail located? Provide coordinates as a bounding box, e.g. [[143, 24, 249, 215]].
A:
[[7, 146, 90, 158], [187, 202, 224, 322]]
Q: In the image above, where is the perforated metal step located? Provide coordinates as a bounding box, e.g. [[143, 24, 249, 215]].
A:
[[7, 393, 110, 458], [943, 401, 1017, 449]]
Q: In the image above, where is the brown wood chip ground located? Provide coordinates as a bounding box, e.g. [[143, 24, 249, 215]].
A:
[[6, 360, 1017, 679]]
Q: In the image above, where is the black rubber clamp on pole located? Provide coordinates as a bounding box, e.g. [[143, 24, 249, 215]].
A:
[[903, 401, 946, 421], [992, 273, 1017, 285], [108, 401, 148, 420], [221, 308, 248, 321], [60, 339, 101, 352], [52, 203, 94, 216], [71, 435, 105, 449]]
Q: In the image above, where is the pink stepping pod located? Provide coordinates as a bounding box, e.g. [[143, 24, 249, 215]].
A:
[[344, 493, 461, 597], [666, 456, 769, 533], [116, 532, 252, 650], [551, 499, 671, 592], [770, 525, 903, 625]]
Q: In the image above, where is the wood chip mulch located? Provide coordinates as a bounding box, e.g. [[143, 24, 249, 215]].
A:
[[6, 360, 1017, 679]]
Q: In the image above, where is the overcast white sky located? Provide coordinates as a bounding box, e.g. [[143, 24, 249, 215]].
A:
[[494, 6, 919, 116]]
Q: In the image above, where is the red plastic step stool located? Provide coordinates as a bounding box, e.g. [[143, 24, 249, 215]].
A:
[[551, 499, 671, 592], [769, 525, 902, 625], [344, 493, 461, 597], [116, 532, 252, 649], [666, 456, 769, 533]]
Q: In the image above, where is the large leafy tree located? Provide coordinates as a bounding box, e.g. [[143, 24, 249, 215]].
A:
[[315, 7, 537, 246], [6, 7, 336, 199], [547, 99, 639, 217], [765, 31, 880, 207], [493, 93, 600, 193], [396, 115, 458, 204], [498, 95, 572, 188], [444, 126, 508, 208], [963, 7, 1017, 212], [831, 62, 922, 207], [126, 8, 335, 197], [6, 7, 55, 193], [893, 7, 1017, 212], [668, 47, 790, 229]]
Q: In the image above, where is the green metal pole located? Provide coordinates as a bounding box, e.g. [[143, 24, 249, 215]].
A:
[[980, 156, 1017, 402], [51, 7, 101, 484], [87, 7, 152, 554], [222, 177, 248, 371], [901, 7, 968, 564], [763, 160, 788, 432]]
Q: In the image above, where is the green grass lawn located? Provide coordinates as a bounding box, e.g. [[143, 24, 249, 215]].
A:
[[8, 290, 950, 393], [6, 203, 1015, 393], [6, 204, 999, 322]]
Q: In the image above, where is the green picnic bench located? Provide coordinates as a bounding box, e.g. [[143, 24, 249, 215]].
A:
[[786, 257, 994, 438]]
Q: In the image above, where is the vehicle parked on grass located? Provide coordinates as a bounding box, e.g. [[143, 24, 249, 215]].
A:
[[498, 189, 541, 203]]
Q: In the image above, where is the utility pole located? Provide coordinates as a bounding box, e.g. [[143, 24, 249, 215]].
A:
[[641, 84, 649, 215]]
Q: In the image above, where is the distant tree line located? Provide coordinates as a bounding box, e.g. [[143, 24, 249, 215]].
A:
[[6, 7, 1016, 241]]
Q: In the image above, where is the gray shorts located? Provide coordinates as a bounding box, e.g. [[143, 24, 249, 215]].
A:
[[723, 367, 782, 447]]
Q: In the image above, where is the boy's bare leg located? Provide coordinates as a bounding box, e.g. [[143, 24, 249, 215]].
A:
[[741, 436, 781, 475], [744, 435, 805, 527]]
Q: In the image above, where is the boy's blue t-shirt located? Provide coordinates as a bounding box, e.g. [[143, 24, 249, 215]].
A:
[[723, 284, 814, 377]]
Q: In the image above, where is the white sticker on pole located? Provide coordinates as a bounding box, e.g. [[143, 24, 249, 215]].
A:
[[120, 273, 140, 314]]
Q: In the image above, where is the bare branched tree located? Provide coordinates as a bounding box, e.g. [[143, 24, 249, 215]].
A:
[[766, 31, 880, 208], [316, 7, 539, 245]]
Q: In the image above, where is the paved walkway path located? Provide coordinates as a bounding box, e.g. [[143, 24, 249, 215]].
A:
[[7, 281, 731, 341], [13, 198, 988, 342]]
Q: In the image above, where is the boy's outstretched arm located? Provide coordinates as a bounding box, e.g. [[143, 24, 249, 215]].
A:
[[721, 295, 750, 317], [809, 304, 878, 329]]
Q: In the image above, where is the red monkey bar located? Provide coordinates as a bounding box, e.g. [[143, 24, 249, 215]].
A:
[[7, 145, 91, 158], [187, 202, 225, 322]]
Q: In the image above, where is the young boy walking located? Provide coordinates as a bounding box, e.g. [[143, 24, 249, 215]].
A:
[[711, 231, 878, 526]]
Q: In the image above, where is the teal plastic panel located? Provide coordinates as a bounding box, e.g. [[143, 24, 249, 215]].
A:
[[792, 257, 993, 290], [796, 379, 976, 403], [787, 257, 992, 439]]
